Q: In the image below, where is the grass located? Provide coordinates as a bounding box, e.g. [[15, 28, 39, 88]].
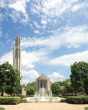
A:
[[85, 107, 88, 110], [0, 108, 5, 110]]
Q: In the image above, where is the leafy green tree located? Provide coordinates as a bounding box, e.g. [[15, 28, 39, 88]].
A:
[[51, 82, 60, 96], [26, 82, 36, 96], [57, 81, 64, 86], [70, 61, 88, 95], [56, 80, 74, 96], [0, 62, 21, 96], [63, 79, 73, 93]]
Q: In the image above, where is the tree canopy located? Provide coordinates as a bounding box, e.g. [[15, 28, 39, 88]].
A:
[[51, 82, 60, 96], [26, 82, 36, 96], [70, 61, 88, 95], [0, 62, 22, 96]]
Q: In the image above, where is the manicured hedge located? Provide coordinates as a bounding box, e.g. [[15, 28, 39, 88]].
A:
[[66, 96, 88, 104], [20, 98, 27, 103], [0, 97, 21, 105]]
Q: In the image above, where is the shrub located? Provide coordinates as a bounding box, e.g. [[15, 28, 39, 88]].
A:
[[21, 95, 27, 98], [20, 99, 27, 103], [63, 93, 74, 96], [60, 99, 66, 102], [0, 97, 21, 105], [66, 96, 88, 104]]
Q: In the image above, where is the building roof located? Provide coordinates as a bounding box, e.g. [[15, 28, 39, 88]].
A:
[[37, 74, 48, 80]]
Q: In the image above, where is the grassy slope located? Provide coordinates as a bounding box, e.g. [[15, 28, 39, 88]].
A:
[[85, 107, 88, 110], [0, 108, 5, 110]]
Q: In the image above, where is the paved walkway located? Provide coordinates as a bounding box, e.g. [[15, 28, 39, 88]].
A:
[[0, 103, 88, 110]]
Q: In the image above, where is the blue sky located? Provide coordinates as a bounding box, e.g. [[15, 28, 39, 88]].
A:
[[0, 0, 88, 85]]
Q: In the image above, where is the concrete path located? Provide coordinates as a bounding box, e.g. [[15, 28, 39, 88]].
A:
[[0, 103, 88, 110]]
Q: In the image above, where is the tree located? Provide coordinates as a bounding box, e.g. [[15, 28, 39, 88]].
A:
[[63, 79, 73, 93], [70, 61, 88, 95], [0, 62, 21, 96], [57, 81, 64, 86], [51, 82, 60, 96], [26, 82, 36, 96]]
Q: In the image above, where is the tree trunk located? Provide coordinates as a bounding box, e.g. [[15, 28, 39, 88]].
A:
[[1, 92, 4, 96]]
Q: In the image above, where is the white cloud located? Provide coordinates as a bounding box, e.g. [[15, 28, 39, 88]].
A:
[[34, 30, 40, 34], [9, 11, 21, 22], [21, 37, 50, 48], [29, 23, 34, 28], [48, 72, 64, 82], [21, 26, 88, 52], [22, 79, 30, 85], [22, 51, 39, 70], [22, 71, 64, 84], [0, 49, 47, 70], [31, 0, 78, 17], [41, 20, 47, 25], [62, 26, 88, 48], [0, 51, 40, 85], [71, 2, 88, 12], [49, 50, 88, 67], [0, 51, 13, 65], [31, 0, 88, 26], [9, 1, 26, 13], [0, 0, 30, 23], [0, 0, 7, 8], [8, 0, 30, 23], [20, 13, 29, 23], [33, 21, 40, 28], [22, 70, 39, 82]]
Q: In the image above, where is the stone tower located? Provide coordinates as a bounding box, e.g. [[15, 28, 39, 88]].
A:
[[13, 36, 21, 77]]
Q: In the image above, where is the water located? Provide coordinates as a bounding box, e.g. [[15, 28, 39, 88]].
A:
[[27, 88, 55, 102], [26, 88, 60, 102], [34, 88, 52, 102], [27, 97, 60, 102]]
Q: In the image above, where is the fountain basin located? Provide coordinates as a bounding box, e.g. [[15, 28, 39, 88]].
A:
[[26, 97, 60, 102]]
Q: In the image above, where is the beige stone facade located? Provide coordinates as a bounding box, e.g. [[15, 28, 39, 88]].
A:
[[36, 74, 52, 93], [22, 87, 26, 96], [13, 36, 21, 77]]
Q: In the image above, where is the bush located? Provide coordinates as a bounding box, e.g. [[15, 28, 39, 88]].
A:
[[0, 97, 21, 105], [63, 93, 74, 96], [66, 96, 88, 104], [20, 99, 27, 103], [21, 96, 28, 98], [60, 99, 66, 102]]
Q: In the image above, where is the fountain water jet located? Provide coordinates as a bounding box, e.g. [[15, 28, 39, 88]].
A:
[[34, 88, 52, 102]]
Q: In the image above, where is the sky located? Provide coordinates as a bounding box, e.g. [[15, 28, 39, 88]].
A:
[[0, 0, 88, 85]]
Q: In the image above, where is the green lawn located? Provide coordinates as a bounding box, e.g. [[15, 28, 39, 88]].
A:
[[0, 108, 5, 110], [85, 107, 88, 110]]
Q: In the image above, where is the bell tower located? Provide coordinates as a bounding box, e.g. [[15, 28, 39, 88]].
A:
[[13, 36, 21, 77]]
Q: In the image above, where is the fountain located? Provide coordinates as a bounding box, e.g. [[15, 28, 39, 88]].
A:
[[27, 90, 60, 102], [26, 74, 60, 102], [34, 88, 52, 102]]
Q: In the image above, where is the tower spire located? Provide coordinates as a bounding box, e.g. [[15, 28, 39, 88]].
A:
[[13, 36, 21, 77]]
